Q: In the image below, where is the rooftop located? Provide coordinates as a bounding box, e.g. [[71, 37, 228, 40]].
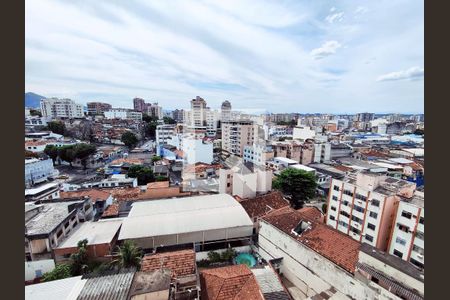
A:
[[25, 200, 84, 237], [297, 206, 324, 221], [141, 249, 196, 278], [251, 266, 291, 300], [128, 270, 171, 298], [200, 264, 264, 300], [25, 276, 86, 300], [262, 207, 360, 274], [101, 203, 119, 218], [77, 271, 135, 300], [25, 182, 59, 196], [60, 189, 111, 203], [56, 219, 122, 249], [237, 191, 290, 219], [118, 194, 253, 240]]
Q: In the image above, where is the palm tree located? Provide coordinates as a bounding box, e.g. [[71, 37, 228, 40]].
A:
[[70, 239, 89, 275], [113, 241, 142, 269]]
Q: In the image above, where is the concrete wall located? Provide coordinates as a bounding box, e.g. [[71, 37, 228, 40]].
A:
[[25, 259, 55, 281], [233, 172, 257, 199], [257, 221, 392, 300]]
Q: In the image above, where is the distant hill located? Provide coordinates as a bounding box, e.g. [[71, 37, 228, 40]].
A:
[[25, 92, 46, 108]]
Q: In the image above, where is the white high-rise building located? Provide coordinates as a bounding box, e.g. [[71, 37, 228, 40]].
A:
[[221, 100, 232, 122], [40, 98, 84, 119]]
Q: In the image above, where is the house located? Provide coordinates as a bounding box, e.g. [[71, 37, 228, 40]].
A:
[[25, 158, 57, 188], [118, 194, 254, 255], [200, 264, 264, 300], [25, 182, 60, 202], [53, 218, 122, 262], [141, 249, 199, 299], [60, 189, 114, 216], [25, 198, 94, 261]]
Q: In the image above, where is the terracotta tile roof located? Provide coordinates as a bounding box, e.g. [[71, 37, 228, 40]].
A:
[[141, 249, 196, 278], [24, 140, 48, 147], [60, 189, 112, 203], [297, 206, 323, 222], [147, 181, 170, 189], [183, 163, 223, 173], [333, 165, 354, 172], [110, 158, 144, 165], [101, 203, 119, 218], [174, 149, 185, 158], [110, 187, 141, 201], [237, 191, 290, 219], [262, 207, 360, 274], [360, 150, 390, 158], [200, 265, 264, 300]]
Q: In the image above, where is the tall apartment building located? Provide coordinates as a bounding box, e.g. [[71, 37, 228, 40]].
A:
[[146, 103, 163, 119], [388, 191, 424, 269], [221, 100, 232, 122], [205, 109, 219, 137], [86, 102, 112, 115], [325, 172, 416, 251], [313, 142, 331, 163], [133, 98, 146, 112], [190, 96, 207, 127], [172, 109, 184, 123], [243, 143, 274, 166], [156, 124, 176, 146], [221, 120, 255, 156], [40, 98, 84, 119]]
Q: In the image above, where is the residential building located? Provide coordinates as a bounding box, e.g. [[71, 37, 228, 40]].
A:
[[200, 265, 265, 300], [25, 182, 60, 201], [314, 142, 331, 163], [172, 108, 184, 122], [189, 96, 208, 127], [293, 124, 316, 141], [325, 172, 416, 250], [330, 143, 353, 159], [388, 191, 424, 269], [156, 124, 176, 146], [271, 140, 315, 165], [86, 102, 112, 115], [221, 120, 255, 156], [25, 158, 56, 187], [146, 102, 163, 119], [355, 243, 424, 300], [25, 198, 94, 261], [220, 100, 232, 122], [243, 143, 274, 166], [182, 138, 213, 164], [133, 97, 146, 112], [205, 109, 219, 137], [104, 108, 143, 121], [25, 116, 49, 127], [53, 218, 122, 262], [118, 194, 254, 253], [40, 98, 84, 119], [60, 188, 114, 217]]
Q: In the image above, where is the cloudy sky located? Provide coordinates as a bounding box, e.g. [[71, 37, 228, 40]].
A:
[[25, 0, 424, 114]]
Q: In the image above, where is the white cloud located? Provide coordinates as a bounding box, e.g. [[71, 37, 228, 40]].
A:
[[376, 67, 424, 82], [325, 12, 344, 24], [330, 7, 336, 13], [354, 6, 369, 15], [311, 41, 342, 59]]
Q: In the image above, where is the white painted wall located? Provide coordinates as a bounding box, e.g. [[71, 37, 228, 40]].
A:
[[25, 259, 55, 281]]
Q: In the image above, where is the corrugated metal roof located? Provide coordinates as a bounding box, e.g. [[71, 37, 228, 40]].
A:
[[251, 266, 291, 300], [119, 194, 253, 240], [76, 272, 135, 300], [25, 276, 85, 300]]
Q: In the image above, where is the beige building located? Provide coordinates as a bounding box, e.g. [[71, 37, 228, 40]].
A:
[[325, 172, 416, 251], [221, 120, 255, 156], [271, 140, 315, 165], [40, 98, 84, 119]]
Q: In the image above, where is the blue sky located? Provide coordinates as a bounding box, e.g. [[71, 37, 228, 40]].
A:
[[25, 0, 424, 114]]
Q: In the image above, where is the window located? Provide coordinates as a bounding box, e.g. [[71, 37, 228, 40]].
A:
[[332, 195, 338, 201], [352, 215, 363, 225], [401, 211, 412, 219], [350, 227, 361, 235], [227, 183, 231, 187], [354, 205, 365, 213], [395, 237, 407, 246], [419, 216, 424, 225], [410, 258, 424, 269], [415, 231, 424, 240], [355, 193, 367, 201], [331, 206, 337, 211], [367, 223, 376, 230], [333, 185, 340, 191], [371, 199, 380, 207], [64, 222, 69, 229], [365, 234, 374, 242], [393, 249, 403, 258], [342, 200, 350, 206], [369, 211, 378, 219], [329, 215, 335, 221], [413, 245, 424, 255], [56, 229, 63, 238], [35, 270, 43, 278], [339, 210, 350, 218], [338, 220, 348, 228], [343, 189, 354, 197]]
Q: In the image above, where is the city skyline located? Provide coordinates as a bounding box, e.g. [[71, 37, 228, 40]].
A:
[[26, 0, 424, 114]]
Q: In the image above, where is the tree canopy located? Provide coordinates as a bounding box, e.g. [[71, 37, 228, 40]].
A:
[[127, 165, 155, 185], [70, 239, 89, 276], [57, 143, 97, 168], [46, 121, 66, 135], [44, 144, 59, 164], [163, 116, 176, 124], [114, 241, 142, 269], [121, 131, 138, 149], [41, 264, 72, 282], [273, 168, 317, 209]]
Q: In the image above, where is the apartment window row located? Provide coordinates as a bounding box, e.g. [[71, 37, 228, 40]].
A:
[[329, 215, 335, 221], [350, 227, 361, 235], [412, 244, 424, 255], [351, 215, 363, 225], [332, 195, 338, 201], [367, 223, 376, 231], [397, 223, 410, 233], [365, 234, 374, 242], [333, 185, 340, 192], [401, 211, 412, 219], [330, 206, 337, 212], [415, 231, 424, 240], [338, 220, 348, 228], [355, 193, 367, 201], [353, 205, 365, 213], [393, 249, 403, 259], [369, 211, 378, 219], [343, 189, 354, 197], [371, 199, 380, 207], [342, 200, 351, 207], [419, 216, 424, 225], [339, 210, 350, 218], [395, 237, 407, 246]]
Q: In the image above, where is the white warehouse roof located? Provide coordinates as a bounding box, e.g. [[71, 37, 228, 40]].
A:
[[118, 194, 253, 240]]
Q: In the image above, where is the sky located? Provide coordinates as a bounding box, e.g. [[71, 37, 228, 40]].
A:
[[25, 0, 424, 114]]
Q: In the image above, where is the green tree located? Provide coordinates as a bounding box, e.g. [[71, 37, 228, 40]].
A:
[[144, 122, 157, 138], [207, 251, 221, 263], [47, 121, 66, 135], [121, 132, 138, 149], [73, 143, 97, 169], [41, 264, 72, 282], [163, 116, 176, 124], [114, 241, 142, 269], [151, 155, 162, 163], [70, 239, 89, 276], [30, 109, 42, 117], [142, 114, 159, 123], [127, 165, 155, 185], [58, 146, 76, 167], [44, 144, 59, 164], [220, 248, 236, 262], [273, 168, 317, 209]]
